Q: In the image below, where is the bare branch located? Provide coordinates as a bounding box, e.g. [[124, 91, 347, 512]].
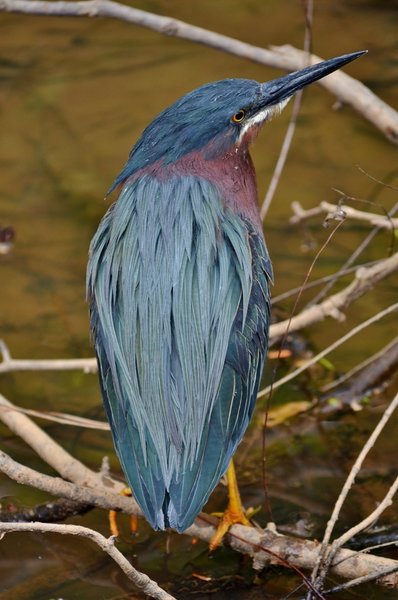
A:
[[324, 564, 398, 595], [0, 0, 397, 143], [332, 474, 398, 550], [1, 440, 398, 589], [290, 201, 325, 224], [259, 302, 398, 398], [271, 260, 378, 304], [0, 521, 177, 600], [0, 450, 140, 514], [0, 393, 117, 490], [0, 340, 97, 374], [202, 524, 398, 588], [269, 252, 398, 341], [260, 0, 314, 220], [0, 401, 110, 430], [320, 336, 398, 407], [309, 391, 398, 594], [290, 200, 398, 229]]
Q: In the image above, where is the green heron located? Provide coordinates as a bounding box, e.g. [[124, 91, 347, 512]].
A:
[[87, 51, 365, 540]]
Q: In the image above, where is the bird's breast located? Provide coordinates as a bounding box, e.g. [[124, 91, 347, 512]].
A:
[[145, 146, 263, 234]]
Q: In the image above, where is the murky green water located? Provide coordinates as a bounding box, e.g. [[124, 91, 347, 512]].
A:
[[0, 1, 397, 598]]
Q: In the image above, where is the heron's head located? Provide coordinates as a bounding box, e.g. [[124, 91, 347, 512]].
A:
[[110, 51, 366, 191]]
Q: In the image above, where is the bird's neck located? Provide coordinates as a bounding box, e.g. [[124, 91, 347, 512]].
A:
[[151, 146, 263, 233]]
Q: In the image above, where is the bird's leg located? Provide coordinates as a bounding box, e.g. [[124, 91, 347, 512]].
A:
[[109, 487, 137, 537], [209, 460, 252, 551]]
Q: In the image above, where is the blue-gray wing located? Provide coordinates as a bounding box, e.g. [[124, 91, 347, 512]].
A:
[[87, 174, 271, 531]]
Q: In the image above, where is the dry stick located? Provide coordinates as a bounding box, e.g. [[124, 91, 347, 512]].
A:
[[0, 401, 110, 430], [306, 197, 398, 307], [290, 201, 326, 224], [194, 522, 398, 588], [271, 260, 378, 304], [290, 200, 398, 229], [258, 301, 398, 399], [321, 334, 398, 393], [324, 564, 398, 595], [260, 81, 303, 221], [0, 450, 140, 514], [0, 340, 97, 374], [321, 201, 398, 229], [2, 445, 398, 588], [0, 0, 397, 143], [260, 0, 315, 524], [268, 250, 398, 341], [0, 521, 176, 600], [309, 390, 398, 595], [260, 0, 313, 220], [0, 392, 119, 490], [332, 475, 398, 550]]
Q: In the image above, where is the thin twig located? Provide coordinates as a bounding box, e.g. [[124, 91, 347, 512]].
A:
[[258, 301, 398, 398], [332, 475, 398, 550], [321, 335, 398, 393], [0, 0, 397, 142], [0, 521, 176, 600], [323, 564, 398, 595], [260, 0, 313, 220], [307, 199, 398, 309], [309, 391, 398, 595], [268, 251, 398, 342], [0, 401, 110, 430], [260, 84, 303, 220], [260, 0, 315, 524], [0, 340, 97, 374], [0, 392, 118, 490], [271, 260, 378, 304], [290, 200, 398, 229]]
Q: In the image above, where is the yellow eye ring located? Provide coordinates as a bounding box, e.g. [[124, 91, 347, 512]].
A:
[[231, 109, 246, 123]]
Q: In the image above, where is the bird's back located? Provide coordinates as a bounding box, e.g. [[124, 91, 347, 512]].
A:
[[87, 173, 271, 531]]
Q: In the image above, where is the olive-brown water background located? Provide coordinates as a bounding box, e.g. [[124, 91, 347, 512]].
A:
[[0, 1, 397, 598]]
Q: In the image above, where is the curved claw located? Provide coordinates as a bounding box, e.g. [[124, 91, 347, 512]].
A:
[[209, 460, 252, 551]]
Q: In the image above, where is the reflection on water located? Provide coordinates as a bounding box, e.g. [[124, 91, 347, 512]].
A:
[[0, 0, 397, 598]]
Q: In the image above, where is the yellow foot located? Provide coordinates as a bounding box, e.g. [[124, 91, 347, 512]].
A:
[[109, 487, 134, 537], [209, 460, 254, 551]]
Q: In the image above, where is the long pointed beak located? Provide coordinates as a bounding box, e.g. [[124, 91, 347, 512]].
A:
[[261, 50, 367, 106]]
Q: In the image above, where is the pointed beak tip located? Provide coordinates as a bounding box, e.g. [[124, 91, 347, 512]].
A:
[[343, 49, 368, 63], [260, 49, 368, 107]]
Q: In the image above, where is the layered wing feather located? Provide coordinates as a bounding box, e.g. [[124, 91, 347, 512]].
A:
[[87, 174, 271, 531]]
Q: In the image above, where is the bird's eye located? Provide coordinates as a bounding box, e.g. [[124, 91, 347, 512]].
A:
[[231, 109, 246, 123]]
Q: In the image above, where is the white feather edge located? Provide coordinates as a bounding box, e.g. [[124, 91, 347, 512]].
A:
[[238, 97, 291, 143]]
